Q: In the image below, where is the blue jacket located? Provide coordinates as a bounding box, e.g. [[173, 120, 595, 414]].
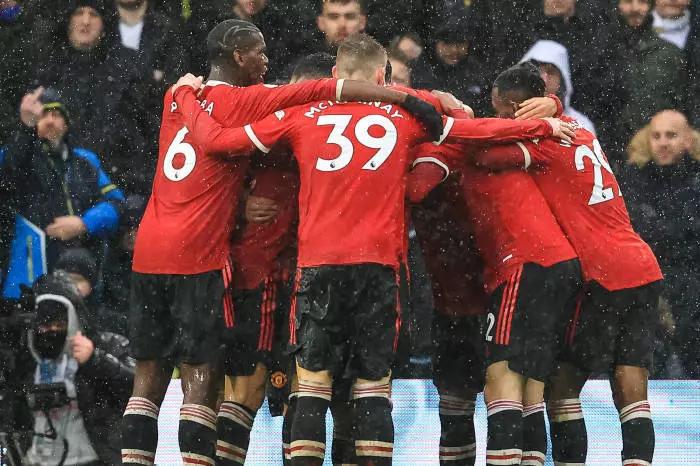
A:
[[0, 125, 125, 269]]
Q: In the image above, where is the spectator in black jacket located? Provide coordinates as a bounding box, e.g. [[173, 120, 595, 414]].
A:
[[22, 271, 134, 465], [529, 0, 609, 116], [594, 0, 686, 160], [33, 0, 158, 197], [622, 109, 700, 377], [0, 88, 125, 279], [115, 0, 187, 88], [411, 16, 488, 115]]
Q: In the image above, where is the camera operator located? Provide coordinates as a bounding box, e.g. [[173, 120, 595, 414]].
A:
[[22, 271, 134, 466]]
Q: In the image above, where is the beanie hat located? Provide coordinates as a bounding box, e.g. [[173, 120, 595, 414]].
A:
[[40, 88, 71, 127], [55, 248, 98, 287]]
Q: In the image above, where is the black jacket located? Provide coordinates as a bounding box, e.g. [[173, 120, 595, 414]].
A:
[[1, 125, 126, 269], [622, 155, 700, 273]]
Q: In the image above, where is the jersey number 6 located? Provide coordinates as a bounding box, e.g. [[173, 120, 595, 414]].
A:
[[315, 114, 398, 172], [163, 127, 197, 181]]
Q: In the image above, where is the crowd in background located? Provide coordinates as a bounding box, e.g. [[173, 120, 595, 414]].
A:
[[1, 0, 700, 387]]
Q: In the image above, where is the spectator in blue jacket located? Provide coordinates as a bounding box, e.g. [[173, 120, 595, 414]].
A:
[[0, 87, 125, 272]]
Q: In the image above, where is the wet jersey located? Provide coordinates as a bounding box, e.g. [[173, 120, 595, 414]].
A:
[[132, 78, 341, 274], [474, 118, 662, 291]]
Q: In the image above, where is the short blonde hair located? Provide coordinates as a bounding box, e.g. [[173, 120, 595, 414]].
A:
[[336, 33, 387, 80]]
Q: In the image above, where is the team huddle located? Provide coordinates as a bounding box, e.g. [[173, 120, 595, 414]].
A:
[[120, 18, 662, 466]]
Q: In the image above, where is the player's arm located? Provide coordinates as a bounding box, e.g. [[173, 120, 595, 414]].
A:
[[407, 144, 455, 203], [254, 79, 443, 140], [472, 142, 540, 171], [173, 86, 266, 157], [440, 117, 574, 145]]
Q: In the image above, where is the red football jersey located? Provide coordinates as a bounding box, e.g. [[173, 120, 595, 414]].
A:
[[474, 118, 663, 291], [411, 171, 488, 317], [230, 155, 299, 289], [421, 142, 578, 293], [170, 87, 561, 269], [132, 79, 340, 274]]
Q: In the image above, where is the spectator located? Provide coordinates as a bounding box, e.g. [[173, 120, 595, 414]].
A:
[[33, 0, 158, 197], [520, 39, 597, 134], [622, 109, 700, 377], [390, 32, 424, 62], [115, 0, 187, 88], [411, 16, 488, 115], [596, 0, 686, 160], [529, 0, 609, 115], [186, 0, 301, 80], [0, 88, 125, 276], [388, 48, 412, 87], [22, 271, 134, 465], [314, 0, 366, 52], [653, 0, 691, 49]]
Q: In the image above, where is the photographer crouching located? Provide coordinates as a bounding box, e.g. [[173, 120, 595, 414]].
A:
[[21, 271, 134, 466]]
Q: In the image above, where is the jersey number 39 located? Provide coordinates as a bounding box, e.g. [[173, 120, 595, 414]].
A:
[[315, 114, 398, 172]]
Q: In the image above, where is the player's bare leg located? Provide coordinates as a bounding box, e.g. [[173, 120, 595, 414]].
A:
[[522, 379, 546, 466], [437, 387, 479, 466], [612, 365, 654, 466], [291, 364, 333, 465], [546, 362, 589, 466], [178, 362, 220, 466], [483, 361, 526, 466], [216, 363, 268, 465], [121, 359, 174, 465]]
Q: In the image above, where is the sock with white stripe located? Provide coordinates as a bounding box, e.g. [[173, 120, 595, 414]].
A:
[[121, 396, 159, 465], [283, 392, 298, 466], [485, 399, 523, 466], [216, 401, 256, 465], [330, 397, 357, 465], [522, 402, 546, 466], [291, 380, 331, 466], [353, 379, 393, 466], [548, 398, 587, 465], [437, 393, 476, 465], [619, 400, 654, 466], [179, 403, 217, 466]]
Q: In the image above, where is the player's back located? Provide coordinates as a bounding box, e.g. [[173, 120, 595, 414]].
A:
[[528, 120, 662, 290], [264, 100, 428, 268]]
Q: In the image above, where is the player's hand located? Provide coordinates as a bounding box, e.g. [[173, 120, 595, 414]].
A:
[[71, 331, 95, 365], [171, 73, 204, 96], [542, 118, 575, 143], [403, 94, 444, 142], [515, 96, 558, 120], [46, 215, 87, 241], [431, 90, 474, 118], [245, 195, 279, 223], [19, 87, 44, 127]]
